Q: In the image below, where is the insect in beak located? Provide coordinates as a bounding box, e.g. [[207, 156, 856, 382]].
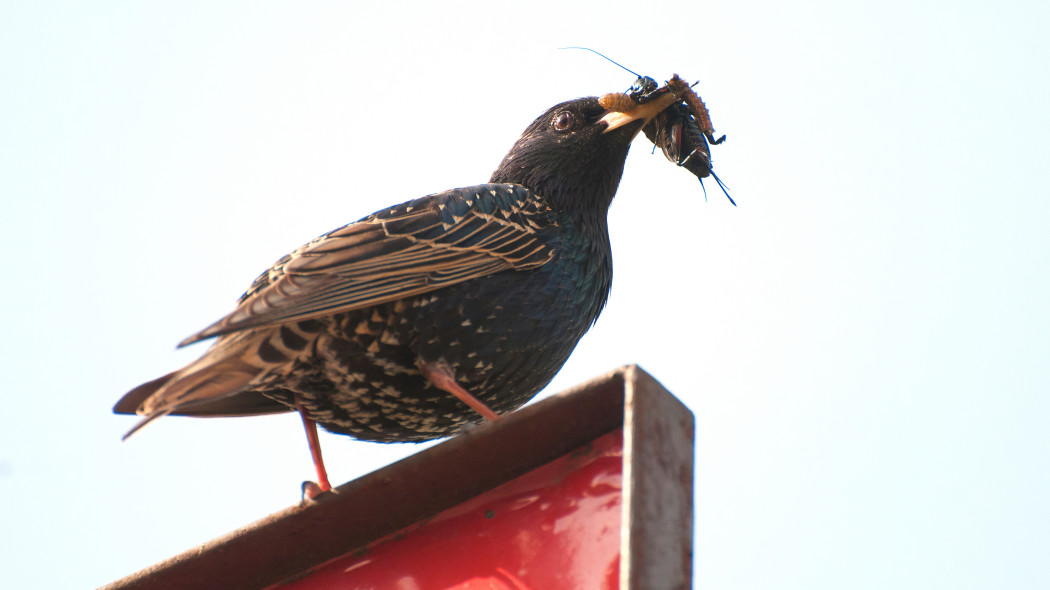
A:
[[598, 91, 678, 134]]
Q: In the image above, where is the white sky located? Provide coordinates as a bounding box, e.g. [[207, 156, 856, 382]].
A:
[[2, 1, 1048, 588]]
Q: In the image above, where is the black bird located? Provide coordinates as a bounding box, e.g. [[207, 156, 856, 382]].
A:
[[115, 94, 671, 494]]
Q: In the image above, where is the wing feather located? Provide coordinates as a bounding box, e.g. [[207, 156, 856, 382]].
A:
[[179, 183, 557, 346]]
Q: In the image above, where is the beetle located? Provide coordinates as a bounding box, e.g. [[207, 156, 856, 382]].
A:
[[562, 48, 733, 204]]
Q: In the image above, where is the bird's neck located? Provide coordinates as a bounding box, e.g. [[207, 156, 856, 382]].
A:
[[490, 144, 626, 221]]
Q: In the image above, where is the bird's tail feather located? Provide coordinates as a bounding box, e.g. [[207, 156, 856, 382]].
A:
[[116, 332, 272, 439], [119, 361, 261, 439], [114, 373, 174, 415]]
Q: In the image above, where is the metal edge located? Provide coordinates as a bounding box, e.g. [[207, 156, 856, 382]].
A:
[[621, 366, 696, 590]]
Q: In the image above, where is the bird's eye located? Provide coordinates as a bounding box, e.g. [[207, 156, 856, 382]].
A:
[[552, 111, 574, 132]]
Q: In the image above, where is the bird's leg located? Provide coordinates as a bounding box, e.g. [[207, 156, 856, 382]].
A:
[[417, 360, 500, 422], [295, 397, 332, 499]]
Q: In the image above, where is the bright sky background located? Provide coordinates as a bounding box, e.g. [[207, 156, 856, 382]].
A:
[[2, 1, 1048, 588]]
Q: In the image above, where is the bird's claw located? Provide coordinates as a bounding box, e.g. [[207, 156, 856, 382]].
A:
[[301, 480, 330, 501]]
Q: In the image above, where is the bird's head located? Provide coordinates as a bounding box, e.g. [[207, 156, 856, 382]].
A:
[[490, 95, 675, 218]]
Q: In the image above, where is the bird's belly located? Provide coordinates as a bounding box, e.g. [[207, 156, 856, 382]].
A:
[[254, 261, 608, 443], [413, 266, 599, 393]]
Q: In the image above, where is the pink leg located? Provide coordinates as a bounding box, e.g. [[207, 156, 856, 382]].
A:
[[295, 398, 332, 499], [418, 360, 500, 422]]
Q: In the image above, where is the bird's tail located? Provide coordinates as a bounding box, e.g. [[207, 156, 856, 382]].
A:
[[115, 335, 272, 439], [118, 358, 262, 440]]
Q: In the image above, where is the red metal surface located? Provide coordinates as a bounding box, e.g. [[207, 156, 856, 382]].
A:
[[276, 429, 624, 590]]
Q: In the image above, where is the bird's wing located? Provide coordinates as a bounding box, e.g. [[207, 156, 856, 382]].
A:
[[179, 183, 557, 346]]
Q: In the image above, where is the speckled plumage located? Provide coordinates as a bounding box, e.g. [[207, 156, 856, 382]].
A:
[[116, 96, 648, 444]]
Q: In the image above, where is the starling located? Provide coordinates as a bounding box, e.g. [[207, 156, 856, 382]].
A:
[[115, 93, 673, 494]]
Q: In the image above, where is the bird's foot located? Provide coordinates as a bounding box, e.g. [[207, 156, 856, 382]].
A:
[[301, 480, 331, 501], [458, 420, 483, 434]]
